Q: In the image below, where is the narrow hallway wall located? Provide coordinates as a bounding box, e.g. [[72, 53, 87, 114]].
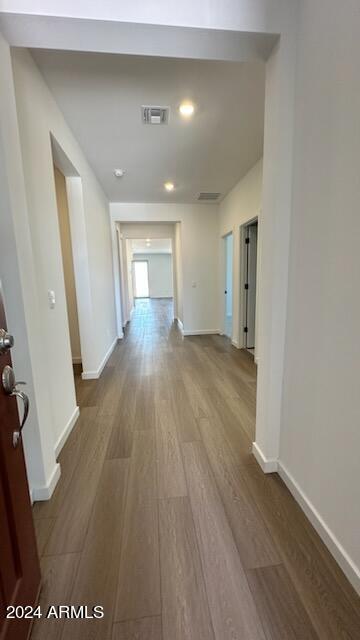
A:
[[10, 47, 117, 476], [279, 0, 360, 592]]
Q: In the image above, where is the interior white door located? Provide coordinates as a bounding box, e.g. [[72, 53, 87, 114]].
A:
[[224, 234, 233, 338], [245, 223, 257, 348], [133, 261, 149, 298]]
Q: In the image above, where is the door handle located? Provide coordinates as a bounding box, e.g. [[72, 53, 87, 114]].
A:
[[2, 365, 30, 447], [11, 390, 29, 447]]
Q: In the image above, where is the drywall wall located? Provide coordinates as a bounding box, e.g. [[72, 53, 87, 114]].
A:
[[11, 48, 117, 451], [279, 0, 360, 592], [53, 166, 81, 363], [111, 204, 220, 335], [133, 253, 173, 298], [219, 159, 263, 348], [0, 32, 58, 498]]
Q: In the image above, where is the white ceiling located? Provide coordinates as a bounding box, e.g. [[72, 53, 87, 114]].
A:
[[131, 238, 172, 254], [32, 50, 265, 203]]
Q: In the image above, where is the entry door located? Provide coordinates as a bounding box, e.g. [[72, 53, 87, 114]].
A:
[[0, 287, 40, 640], [245, 223, 258, 348]]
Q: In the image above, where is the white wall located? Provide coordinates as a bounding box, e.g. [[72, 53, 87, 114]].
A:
[[133, 253, 173, 299], [219, 159, 263, 347], [111, 205, 220, 335], [0, 32, 59, 498], [9, 48, 116, 479], [279, 0, 360, 592]]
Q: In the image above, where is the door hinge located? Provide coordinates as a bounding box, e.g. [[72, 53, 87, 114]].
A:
[[244, 327, 248, 333], [245, 237, 250, 244], [245, 283, 249, 290]]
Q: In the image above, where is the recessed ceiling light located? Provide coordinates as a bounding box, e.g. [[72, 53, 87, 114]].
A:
[[164, 181, 175, 192], [146, 238, 151, 242], [114, 168, 125, 178], [179, 102, 195, 118]]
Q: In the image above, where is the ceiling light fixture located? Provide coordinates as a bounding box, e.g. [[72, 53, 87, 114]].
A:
[[114, 168, 125, 178], [164, 181, 175, 192], [179, 102, 195, 118]]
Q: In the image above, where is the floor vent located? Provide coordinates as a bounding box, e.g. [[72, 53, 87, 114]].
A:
[[197, 192, 221, 201], [142, 106, 170, 125]]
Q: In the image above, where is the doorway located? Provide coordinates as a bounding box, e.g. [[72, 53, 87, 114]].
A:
[[53, 165, 82, 376], [223, 233, 233, 338], [242, 220, 258, 353], [132, 260, 150, 298], [117, 230, 176, 324]]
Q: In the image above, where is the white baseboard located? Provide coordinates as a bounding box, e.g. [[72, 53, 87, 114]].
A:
[[252, 441, 278, 473], [54, 406, 80, 458], [231, 339, 241, 349], [82, 336, 117, 380], [183, 329, 220, 336], [31, 462, 61, 502], [278, 462, 360, 595]]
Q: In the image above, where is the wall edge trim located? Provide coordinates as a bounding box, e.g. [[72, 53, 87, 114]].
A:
[[278, 462, 360, 596], [183, 329, 220, 336], [31, 462, 61, 502], [252, 441, 278, 473], [81, 336, 117, 380], [54, 405, 80, 458]]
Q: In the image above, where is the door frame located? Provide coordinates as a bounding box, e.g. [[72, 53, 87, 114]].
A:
[[239, 216, 259, 356], [221, 231, 233, 338]]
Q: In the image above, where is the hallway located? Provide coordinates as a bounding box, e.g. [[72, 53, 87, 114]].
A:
[[31, 299, 360, 639]]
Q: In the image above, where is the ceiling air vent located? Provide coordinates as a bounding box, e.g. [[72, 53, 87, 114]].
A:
[[197, 192, 221, 201], [142, 106, 170, 125]]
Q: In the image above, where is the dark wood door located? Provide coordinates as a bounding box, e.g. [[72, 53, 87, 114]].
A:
[[0, 287, 40, 640]]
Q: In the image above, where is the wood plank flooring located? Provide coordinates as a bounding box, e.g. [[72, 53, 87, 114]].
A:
[[31, 298, 360, 639]]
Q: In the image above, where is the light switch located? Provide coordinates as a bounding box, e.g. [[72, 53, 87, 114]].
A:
[[48, 290, 56, 309]]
